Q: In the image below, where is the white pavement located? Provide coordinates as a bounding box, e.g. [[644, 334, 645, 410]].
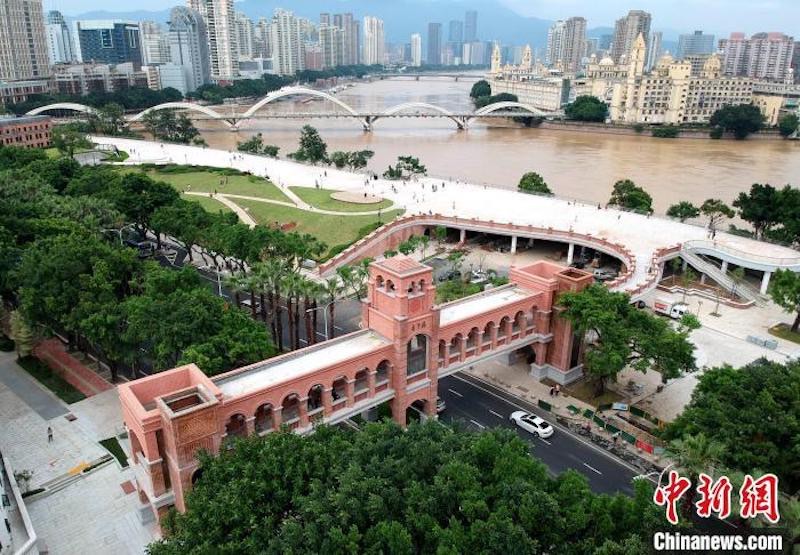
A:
[[100, 138, 800, 295]]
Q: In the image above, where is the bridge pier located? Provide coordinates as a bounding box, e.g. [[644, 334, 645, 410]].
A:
[[760, 271, 772, 295], [363, 116, 373, 132]]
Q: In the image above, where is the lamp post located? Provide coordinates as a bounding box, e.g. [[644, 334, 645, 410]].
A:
[[306, 300, 335, 342], [101, 223, 137, 246]]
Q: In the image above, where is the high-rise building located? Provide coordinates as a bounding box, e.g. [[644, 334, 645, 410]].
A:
[[333, 13, 358, 66], [166, 5, 210, 93], [427, 22, 442, 65], [235, 12, 255, 60], [464, 10, 477, 42], [319, 13, 330, 26], [545, 20, 564, 67], [140, 21, 171, 65], [254, 17, 271, 58], [720, 32, 795, 82], [677, 30, 715, 59], [270, 8, 304, 75], [362, 16, 384, 66], [74, 20, 142, 67], [448, 20, 463, 44], [561, 16, 587, 72], [45, 10, 75, 64], [410, 33, 422, 67], [585, 37, 599, 59], [0, 0, 50, 80], [318, 23, 340, 69], [646, 31, 663, 71], [610, 10, 651, 63], [187, 0, 238, 81]]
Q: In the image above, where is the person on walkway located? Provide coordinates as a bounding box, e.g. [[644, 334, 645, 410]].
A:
[[47, 426, 53, 443], [554, 384, 561, 396], [549, 386, 555, 396]]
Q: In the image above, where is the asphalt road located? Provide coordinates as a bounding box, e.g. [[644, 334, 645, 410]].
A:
[[439, 372, 641, 496]]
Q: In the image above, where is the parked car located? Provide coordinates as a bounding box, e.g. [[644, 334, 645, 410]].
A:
[[437, 270, 461, 283], [510, 411, 554, 438], [593, 268, 618, 282]]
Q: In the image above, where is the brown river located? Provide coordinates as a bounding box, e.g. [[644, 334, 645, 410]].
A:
[[197, 78, 800, 212]]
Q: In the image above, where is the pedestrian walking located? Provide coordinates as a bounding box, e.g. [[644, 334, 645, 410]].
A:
[[47, 426, 53, 443], [554, 384, 561, 396], [549, 386, 555, 396]]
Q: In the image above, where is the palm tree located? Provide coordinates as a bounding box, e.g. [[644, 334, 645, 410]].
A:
[[321, 277, 342, 339], [282, 273, 298, 350], [223, 272, 245, 309], [299, 278, 320, 347], [259, 259, 286, 349], [668, 433, 725, 519], [243, 273, 261, 319]]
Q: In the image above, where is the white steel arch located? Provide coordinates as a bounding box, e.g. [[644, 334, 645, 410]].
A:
[[472, 101, 553, 117], [129, 102, 232, 128], [241, 87, 360, 118], [375, 102, 464, 129], [26, 103, 99, 116]]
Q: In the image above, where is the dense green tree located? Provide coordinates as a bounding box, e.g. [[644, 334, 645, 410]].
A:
[[383, 155, 427, 180], [700, 198, 735, 231], [768, 269, 800, 332], [666, 201, 700, 222], [518, 172, 552, 195], [733, 183, 782, 239], [148, 421, 665, 554], [779, 113, 799, 137], [663, 359, 800, 494], [289, 125, 328, 163], [329, 150, 349, 169], [51, 124, 92, 158], [469, 79, 491, 99], [607, 179, 653, 214], [347, 149, 374, 170], [236, 133, 279, 157], [104, 173, 180, 236], [565, 96, 608, 122], [142, 109, 201, 144], [709, 104, 764, 139], [559, 284, 697, 395]]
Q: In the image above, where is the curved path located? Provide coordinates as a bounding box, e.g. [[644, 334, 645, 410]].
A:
[[96, 137, 800, 298], [184, 192, 258, 227]]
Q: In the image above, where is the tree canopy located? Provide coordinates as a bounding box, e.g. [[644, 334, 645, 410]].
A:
[[149, 421, 664, 554], [469, 79, 491, 99], [666, 201, 700, 222], [565, 96, 608, 122], [709, 104, 764, 139], [559, 284, 697, 394], [518, 172, 552, 195], [732, 183, 783, 239], [768, 269, 800, 332], [607, 179, 653, 214], [700, 198, 735, 231], [289, 125, 328, 164], [663, 359, 800, 494], [778, 113, 799, 138]]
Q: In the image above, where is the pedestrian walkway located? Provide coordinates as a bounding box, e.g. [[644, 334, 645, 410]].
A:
[[0, 351, 67, 420]]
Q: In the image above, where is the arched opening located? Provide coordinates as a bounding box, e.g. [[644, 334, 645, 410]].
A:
[[513, 311, 526, 335], [406, 399, 429, 423], [438, 340, 447, 366], [375, 275, 385, 289], [254, 403, 274, 433], [467, 327, 480, 354], [354, 368, 369, 393], [191, 468, 204, 485], [498, 316, 510, 340], [375, 360, 391, 385], [407, 281, 416, 294], [307, 384, 324, 412], [449, 334, 463, 359], [223, 413, 247, 446], [331, 376, 348, 405], [281, 394, 300, 423], [483, 321, 494, 347], [386, 280, 395, 293], [406, 334, 428, 375]]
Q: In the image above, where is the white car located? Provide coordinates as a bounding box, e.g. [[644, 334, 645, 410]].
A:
[[510, 411, 554, 439]]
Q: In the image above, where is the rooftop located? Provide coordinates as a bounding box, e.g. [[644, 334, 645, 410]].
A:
[[439, 285, 532, 326], [0, 115, 50, 127], [372, 254, 428, 277], [214, 330, 391, 398]]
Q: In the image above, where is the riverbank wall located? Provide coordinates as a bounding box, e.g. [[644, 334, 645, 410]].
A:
[[535, 120, 785, 141]]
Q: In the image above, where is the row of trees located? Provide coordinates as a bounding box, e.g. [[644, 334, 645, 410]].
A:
[[6, 86, 183, 115], [141, 109, 205, 145]]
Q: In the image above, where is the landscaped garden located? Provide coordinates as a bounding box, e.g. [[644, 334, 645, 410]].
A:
[[18, 357, 86, 404], [290, 186, 393, 212]]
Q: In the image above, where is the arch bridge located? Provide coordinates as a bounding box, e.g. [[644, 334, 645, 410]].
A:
[[119, 255, 592, 520]]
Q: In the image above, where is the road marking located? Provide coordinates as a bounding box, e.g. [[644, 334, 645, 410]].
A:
[[469, 419, 486, 429], [447, 388, 463, 398], [447, 374, 644, 477], [489, 409, 504, 419], [583, 463, 602, 475], [538, 437, 551, 445]]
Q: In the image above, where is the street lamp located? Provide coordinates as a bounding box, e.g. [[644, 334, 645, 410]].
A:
[[101, 223, 137, 246], [306, 300, 335, 341]]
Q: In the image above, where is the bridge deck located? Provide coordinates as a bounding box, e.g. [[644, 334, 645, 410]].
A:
[[440, 286, 532, 326]]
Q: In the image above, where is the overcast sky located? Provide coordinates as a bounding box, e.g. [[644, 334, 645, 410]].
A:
[[45, 0, 798, 36]]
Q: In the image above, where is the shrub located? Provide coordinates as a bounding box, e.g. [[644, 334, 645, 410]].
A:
[[632, 123, 645, 133], [651, 125, 679, 138], [709, 126, 723, 139]]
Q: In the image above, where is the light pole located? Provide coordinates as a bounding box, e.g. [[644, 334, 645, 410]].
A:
[[101, 223, 137, 246], [306, 300, 335, 342]]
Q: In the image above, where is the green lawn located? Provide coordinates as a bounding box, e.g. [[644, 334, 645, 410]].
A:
[[234, 198, 403, 254], [121, 167, 291, 203], [99, 437, 130, 467], [181, 193, 232, 213], [18, 357, 86, 404], [768, 323, 800, 345], [290, 187, 394, 212]]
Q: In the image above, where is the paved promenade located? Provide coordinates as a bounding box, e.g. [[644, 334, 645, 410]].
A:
[[98, 138, 800, 294]]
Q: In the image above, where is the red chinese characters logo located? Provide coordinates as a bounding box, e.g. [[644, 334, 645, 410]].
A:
[[654, 471, 780, 524], [653, 470, 692, 525]]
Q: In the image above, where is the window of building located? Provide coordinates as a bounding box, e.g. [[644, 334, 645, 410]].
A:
[[100, 29, 113, 48]]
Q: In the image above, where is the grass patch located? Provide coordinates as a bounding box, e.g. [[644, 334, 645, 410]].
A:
[[290, 187, 393, 212], [102, 150, 129, 162], [119, 166, 290, 203], [182, 193, 232, 213], [436, 280, 482, 303], [17, 357, 86, 404], [768, 323, 800, 345], [235, 198, 403, 255], [99, 437, 130, 467]]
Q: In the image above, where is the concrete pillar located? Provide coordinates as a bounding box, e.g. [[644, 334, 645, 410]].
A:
[[510, 235, 517, 254], [244, 416, 255, 435], [345, 379, 355, 407], [682, 259, 688, 272], [322, 387, 333, 414], [566, 243, 575, 265], [367, 371, 377, 397], [298, 400, 309, 428], [504, 318, 513, 339], [700, 273, 706, 285], [490, 323, 498, 349], [760, 271, 772, 295], [458, 336, 466, 362], [459, 228, 466, 243], [721, 260, 729, 273], [528, 238, 535, 247], [273, 407, 283, 428]]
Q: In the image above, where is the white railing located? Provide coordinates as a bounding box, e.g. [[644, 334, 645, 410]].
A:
[[683, 240, 800, 267]]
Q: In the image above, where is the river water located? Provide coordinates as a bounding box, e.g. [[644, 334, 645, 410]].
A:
[[199, 78, 800, 211]]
